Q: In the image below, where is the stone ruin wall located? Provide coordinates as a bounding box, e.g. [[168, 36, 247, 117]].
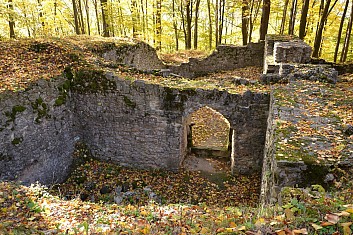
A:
[[0, 67, 270, 185], [0, 78, 76, 185], [101, 40, 265, 78], [168, 43, 265, 78]]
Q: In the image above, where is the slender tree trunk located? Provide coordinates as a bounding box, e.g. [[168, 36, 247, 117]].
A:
[[38, 0, 45, 28], [84, 0, 90, 35], [280, 0, 289, 35], [299, 0, 310, 39], [215, 0, 219, 46], [8, 0, 15, 38], [341, 0, 353, 62], [242, 0, 249, 45], [312, 0, 339, 57], [101, 0, 110, 37], [218, 0, 225, 44], [185, 0, 192, 49], [155, 0, 162, 49], [288, 0, 297, 35], [249, 0, 261, 42], [194, 0, 201, 49], [334, 0, 349, 62], [173, 0, 179, 50], [93, 0, 101, 35], [207, 0, 213, 49], [78, 0, 85, 34], [259, 0, 271, 41], [72, 0, 81, 34], [141, 0, 146, 40]]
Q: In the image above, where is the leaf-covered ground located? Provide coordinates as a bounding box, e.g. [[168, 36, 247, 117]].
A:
[[190, 106, 230, 150], [0, 36, 269, 95], [0, 163, 353, 234], [274, 78, 353, 164]]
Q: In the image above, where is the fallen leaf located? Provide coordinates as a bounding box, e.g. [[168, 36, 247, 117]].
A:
[[311, 223, 323, 230], [321, 221, 335, 227], [275, 230, 286, 235], [229, 221, 237, 228], [325, 213, 340, 224], [340, 222, 352, 235], [284, 208, 295, 221], [293, 228, 308, 234]]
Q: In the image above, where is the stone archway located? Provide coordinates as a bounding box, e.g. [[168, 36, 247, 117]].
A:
[[181, 106, 233, 173]]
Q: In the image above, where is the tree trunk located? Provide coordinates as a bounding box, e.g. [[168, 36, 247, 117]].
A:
[[77, 0, 85, 34], [218, 0, 225, 44], [155, 0, 162, 50], [38, 0, 45, 28], [299, 0, 310, 39], [194, 0, 201, 49], [173, 0, 179, 50], [259, 0, 270, 41], [288, 0, 297, 35], [141, 0, 146, 40], [8, 0, 15, 38], [101, 0, 110, 37], [92, 0, 101, 35], [312, 0, 339, 58], [185, 0, 192, 49], [249, 0, 261, 42], [280, 0, 289, 35], [334, 0, 349, 62], [72, 0, 81, 34], [215, 0, 219, 46], [242, 0, 249, 45], [84, 0, 90, 35], [207, 0, 213, 49], [340, 0, 353, 62]]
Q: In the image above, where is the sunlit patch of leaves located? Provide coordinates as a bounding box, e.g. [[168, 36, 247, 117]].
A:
[[274, 79, 353, 164]]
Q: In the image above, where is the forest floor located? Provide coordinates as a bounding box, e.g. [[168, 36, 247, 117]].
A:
[[1, 37, 353, 234]]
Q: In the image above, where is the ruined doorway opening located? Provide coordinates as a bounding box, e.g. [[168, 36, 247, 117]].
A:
[[183, 106, 232, 173]]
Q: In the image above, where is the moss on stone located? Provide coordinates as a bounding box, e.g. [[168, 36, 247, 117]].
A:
[[163, 87, 186, 111], [5, 105, 26, 125], [71, 69, 117, 93], [123, 96, 136, 108], [31, 97, 50, 123], [54, 96, 66, 106], [12, 137, 23, 145]]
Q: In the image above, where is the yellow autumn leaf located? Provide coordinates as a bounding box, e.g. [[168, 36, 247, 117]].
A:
[[236, 225, 246, 231], [140, 210, 148, 216], [340, 222, 352, 235], [225, 227, 235, 232], [284, 208, 295, 221], [345, 207, 353, 214], [140, 225, 150, 234], [200, 227, 209, 234], [255, 217, 266, 226]]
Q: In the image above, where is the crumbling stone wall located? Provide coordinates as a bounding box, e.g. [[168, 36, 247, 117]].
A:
[[98, 40, 264, 78], [0, 69, 270, 185], [73, 71, 270, 174], [169, 42, 265, 78], [101, 41, 165, 71], [0, 78, 76, 185]]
